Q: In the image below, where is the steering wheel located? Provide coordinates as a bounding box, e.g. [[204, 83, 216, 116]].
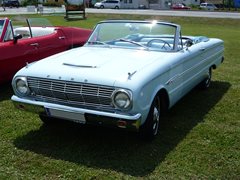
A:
[[147, 39, 171, 49]]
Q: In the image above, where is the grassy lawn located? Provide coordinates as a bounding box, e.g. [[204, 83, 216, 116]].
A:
[[0, 13, 240, 179]]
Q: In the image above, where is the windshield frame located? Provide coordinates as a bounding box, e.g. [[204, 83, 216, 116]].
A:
[[0, 18, 8, 42]]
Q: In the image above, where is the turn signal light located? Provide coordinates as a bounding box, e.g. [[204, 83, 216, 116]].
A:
[[117, 120, 127, 128]]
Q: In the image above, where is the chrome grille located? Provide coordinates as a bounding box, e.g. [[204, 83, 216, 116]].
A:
[[27, 77, 116, 110]]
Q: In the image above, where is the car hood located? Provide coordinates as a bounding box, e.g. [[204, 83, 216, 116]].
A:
[[18, 47, 171, 86]]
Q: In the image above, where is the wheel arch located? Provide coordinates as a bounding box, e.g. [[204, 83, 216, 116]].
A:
[[144, 87, 170, 116], [156, 88, 170, 114], [138, 87, 170, 140], [211, 64, 216, 70], [136, 82, 170, 123]]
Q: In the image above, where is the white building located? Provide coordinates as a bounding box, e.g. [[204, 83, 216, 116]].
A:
[[120, 0, 147, 9]]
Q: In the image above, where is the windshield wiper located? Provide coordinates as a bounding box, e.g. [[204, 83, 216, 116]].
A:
[[118, 38, 149, 50], [87, 41, 111, 47]]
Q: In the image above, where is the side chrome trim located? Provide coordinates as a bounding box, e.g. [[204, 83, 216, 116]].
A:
[[165, 48, 223, 86]]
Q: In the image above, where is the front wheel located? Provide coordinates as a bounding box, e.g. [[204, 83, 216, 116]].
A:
[[139, 95, 161, 140]]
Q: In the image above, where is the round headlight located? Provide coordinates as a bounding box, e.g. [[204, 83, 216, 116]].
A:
[[15, 77, 30, 96], [112, 89, 132, 110]]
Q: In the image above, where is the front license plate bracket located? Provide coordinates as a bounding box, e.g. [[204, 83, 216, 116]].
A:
[[45, 108, 86, 124]]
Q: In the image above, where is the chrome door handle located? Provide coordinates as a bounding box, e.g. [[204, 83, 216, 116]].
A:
[[200, 48, 205, 51], [59, 36, 66, 39], [30, 43, 39, 46]]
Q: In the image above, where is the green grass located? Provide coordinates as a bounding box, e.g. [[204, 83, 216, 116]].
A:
[[0, 14, 240, 179]]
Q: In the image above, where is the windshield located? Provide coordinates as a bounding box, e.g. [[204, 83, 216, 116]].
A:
[[27, 18, 53, 27], [87, 21, 178, 51]]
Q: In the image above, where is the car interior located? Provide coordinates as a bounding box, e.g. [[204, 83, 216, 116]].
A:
[[14, 27, 56, 39]]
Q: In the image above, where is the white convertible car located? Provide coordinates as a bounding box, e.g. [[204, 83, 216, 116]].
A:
[[11, 20, 224, 140]]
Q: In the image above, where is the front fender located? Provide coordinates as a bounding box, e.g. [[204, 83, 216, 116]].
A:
[[133, 80, 169, 125]]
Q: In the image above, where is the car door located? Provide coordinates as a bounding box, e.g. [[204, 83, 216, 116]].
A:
[[0, 21, 38, 83], [167, 58, 184, 106], [31, 28, 67, 60], [180, 41, 208, 95]]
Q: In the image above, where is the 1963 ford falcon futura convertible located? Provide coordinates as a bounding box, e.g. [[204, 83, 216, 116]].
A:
[[11, 20, 224, 140]]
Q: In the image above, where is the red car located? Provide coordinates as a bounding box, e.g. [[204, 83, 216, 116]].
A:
[[0, 17, 92, 84], [171, 3, 191, 10]]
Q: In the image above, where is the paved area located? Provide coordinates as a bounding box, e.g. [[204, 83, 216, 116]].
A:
[[87, 8, 240, 19], [0, 7, 240, 19]]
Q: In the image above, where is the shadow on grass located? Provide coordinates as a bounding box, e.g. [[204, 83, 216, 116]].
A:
[[0, 82, 13, 102], [14, 81, 230, 177]]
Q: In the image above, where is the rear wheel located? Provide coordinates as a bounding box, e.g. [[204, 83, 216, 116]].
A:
[[199, 67, 212, 89], [139, 95, 161, 140], [115, 6, 119, 9]]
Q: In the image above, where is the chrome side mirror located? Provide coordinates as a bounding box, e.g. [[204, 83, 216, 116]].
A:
[[185, 39, 193, 47]]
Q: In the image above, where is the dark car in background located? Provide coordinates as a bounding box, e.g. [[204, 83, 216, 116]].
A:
[[3, 0, 20, 8]]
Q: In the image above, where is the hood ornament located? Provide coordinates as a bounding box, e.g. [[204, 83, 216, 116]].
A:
[[128, 71, 137, 80]]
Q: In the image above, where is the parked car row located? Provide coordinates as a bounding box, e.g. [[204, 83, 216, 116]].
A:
[[92, 0, 218, 10], [171, 3, 218, 10], [0, 0, 219, 11], [9, 19, 224, 140]]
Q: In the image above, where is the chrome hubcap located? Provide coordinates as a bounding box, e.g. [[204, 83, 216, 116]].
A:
[[152, 106, 160, 136], [205, 70, 211, 86]]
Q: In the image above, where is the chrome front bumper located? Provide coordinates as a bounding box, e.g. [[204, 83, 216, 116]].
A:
[[11, 95, 142, 130]]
